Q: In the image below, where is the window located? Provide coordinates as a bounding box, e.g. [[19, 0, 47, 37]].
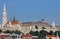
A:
[[42, 27, 46, 29], [35, 25, 38, 29]]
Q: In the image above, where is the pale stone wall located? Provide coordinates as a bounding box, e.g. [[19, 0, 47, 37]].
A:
[[1, 23, 60, 33]]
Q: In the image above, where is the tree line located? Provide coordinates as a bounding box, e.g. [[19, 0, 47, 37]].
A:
[[0, 29, 60, 39], [29, 30, 60, 39], [0, 29, 22, 35]]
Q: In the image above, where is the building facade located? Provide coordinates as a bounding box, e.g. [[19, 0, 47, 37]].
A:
[[0, 3, 60, 34]]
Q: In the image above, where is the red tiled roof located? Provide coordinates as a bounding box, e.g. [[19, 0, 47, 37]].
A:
[[47, 35, 56, 37], [10, 20, 19, 25]]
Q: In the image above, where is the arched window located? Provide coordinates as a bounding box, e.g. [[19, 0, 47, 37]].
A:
[[42, 27, 46, 29], [35, 25, 38, 29]]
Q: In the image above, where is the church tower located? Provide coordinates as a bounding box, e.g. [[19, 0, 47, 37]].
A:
[[2, 3, 7, 26], [52, 21, 57, 32], [52, 21, 55, 26]]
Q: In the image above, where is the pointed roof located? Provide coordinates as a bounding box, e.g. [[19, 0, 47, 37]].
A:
[[3, 3, 6, 11], [52, 21, 55, 26]]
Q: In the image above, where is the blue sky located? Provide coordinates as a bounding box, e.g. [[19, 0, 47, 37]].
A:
[[0, 0, 60, 26]]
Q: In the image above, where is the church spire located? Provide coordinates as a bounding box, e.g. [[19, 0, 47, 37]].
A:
[[2, 3, 7, 26], [52, 21, 57, 32], [4, 3, 6, 11], [52, 21, 55, 26]]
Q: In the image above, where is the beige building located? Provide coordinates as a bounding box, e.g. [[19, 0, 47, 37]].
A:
[[0, 3, 60, 34]]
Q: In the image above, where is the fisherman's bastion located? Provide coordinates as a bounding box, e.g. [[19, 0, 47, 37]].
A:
[[0, 3, 60, 34]]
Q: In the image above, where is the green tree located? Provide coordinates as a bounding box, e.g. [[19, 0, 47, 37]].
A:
[[0, 29, 2, 33], [34, 31, 39, 36], [5, 30, 11, 34], [48, 31, 54, 35], [54, 31, 58, 36], [58, 31, 60, 36], [29, 30, 35, 36], [54, 31, 60, 36], [14, 30, 22, 35], [39, 30, 48, 39]]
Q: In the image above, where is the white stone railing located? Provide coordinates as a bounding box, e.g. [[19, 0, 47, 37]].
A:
[[32, 29, 58, 32]]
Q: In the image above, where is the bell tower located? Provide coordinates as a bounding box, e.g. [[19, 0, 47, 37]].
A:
[[2, 3, 7, 26]]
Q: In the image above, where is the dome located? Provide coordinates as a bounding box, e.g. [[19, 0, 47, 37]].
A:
[[36, 19, 49, 25]]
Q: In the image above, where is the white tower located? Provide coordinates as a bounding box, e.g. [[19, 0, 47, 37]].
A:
[[52, 21, 55, 26], [52, 21, 57, 32], [2, 3, 7, 27]]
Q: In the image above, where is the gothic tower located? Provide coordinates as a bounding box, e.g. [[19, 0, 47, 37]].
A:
[[2, 3, 7, 26]]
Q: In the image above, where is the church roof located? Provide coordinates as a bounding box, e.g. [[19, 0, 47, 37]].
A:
[[47, 35, 56, 37], [10, 17, 20, 25], [4, 17, 20, 25], [10, 20, 20, 25]]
